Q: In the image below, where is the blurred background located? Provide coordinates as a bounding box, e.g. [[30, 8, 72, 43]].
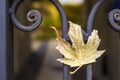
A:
[[14, 0, 120, 80]]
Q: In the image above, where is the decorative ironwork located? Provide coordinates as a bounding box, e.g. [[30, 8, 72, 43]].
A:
[[10, 0, 42, 31], [83, 0, 105, 40], [10, 0, 69, 80], [9, 0, 106, 80], [50, 0, 105, 80], [108, 9, 120, 31]]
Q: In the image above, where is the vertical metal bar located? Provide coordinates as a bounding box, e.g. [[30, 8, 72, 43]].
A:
[[86, 65, 92, 80], [86, 0, 104, 35], [51, 2, 69, 80], [0, 0, 13, 80], [50, 0, 69, 80], [85, 0, 104, 80]]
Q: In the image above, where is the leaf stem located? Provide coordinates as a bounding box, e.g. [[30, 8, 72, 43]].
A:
[[69, 65, 81, 75]]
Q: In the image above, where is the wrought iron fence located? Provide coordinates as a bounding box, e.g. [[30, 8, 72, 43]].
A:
[[0, 0, 120, 80]]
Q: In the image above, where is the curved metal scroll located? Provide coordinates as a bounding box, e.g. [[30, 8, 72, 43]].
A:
[[50, 0, 69, 40], [83, 0, 105, 40], [108, 9, 120, 31], [10, 0, 42, 31]]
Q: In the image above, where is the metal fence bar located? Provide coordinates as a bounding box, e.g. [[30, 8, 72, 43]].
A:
[[50, 1, 69, 80], [0, 0, 13, 80], [82, 0, 105, 80], [86, 65, 92, 80]]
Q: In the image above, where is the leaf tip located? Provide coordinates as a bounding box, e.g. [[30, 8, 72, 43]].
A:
[[50, 26, 56, 31]]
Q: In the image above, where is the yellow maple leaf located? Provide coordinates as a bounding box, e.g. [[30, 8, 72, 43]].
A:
[[52, 21, 106, 74]]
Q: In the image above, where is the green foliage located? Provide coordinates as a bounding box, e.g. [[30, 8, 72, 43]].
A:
[[31, 1, 85, 40], [63, 4, 84, 25], [36, 30, 56, 40]]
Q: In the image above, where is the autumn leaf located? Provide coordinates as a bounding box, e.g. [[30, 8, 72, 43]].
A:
[[52, 21, 106, 74]]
